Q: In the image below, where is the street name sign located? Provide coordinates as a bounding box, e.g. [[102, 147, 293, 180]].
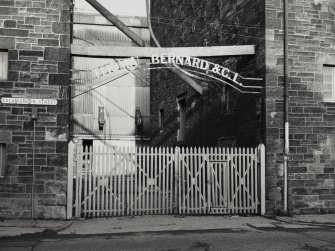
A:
[[1, 97, 57, 106]]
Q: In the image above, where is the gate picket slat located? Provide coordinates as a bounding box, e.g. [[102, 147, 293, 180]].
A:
[[191, 147, 195, 214], [113, 147, 117, 216], [205, 147, 209, 213], [137, 147, 140, 215], [218, 147, 222, 210], [210, 147, 214, 212], [194, 148, 197, 213], [169, 148, 176, 214], [126, 147, 130, 216], [247, 147, 253, 214], [158, 147, 162, 214], [172, 148, 174, 214], [150, 147, 153, 215], [133, 147, 137, 216], [245, 148, 248, 214], [100, 146, 104, 216], [102, 146, 106, 216], [223, 147, 227, 210], [154, 147, 157, 214], [179, 147, 183, 214], [163, 147, 166, 214], [201, 147, 205, 214], [105, 146, 110, 216], [255, 147, 259, 214], [83, 147, 88, 218], [88, 146, 92, 217], [122, 147, 126, 216], [101, 146, 105, 216], [241, 147, 247, 213], [117, 147, 121, 216], [139, 147, 143, 215], [131, 147, 135, 215], [129, 146, 135, 216], [98, 146, 102, 217], [145, 147, 149, 215], [227, 147, 231, 214], [109, 146, 113, 216], [250, 147, 253, 214], [184, 147, 189, 214], [252, 147, 254, 214], [234, 146, 238, 214], [218, 147, 222, 209], [74, 148, 79, 217], [92, 147, 97, 217], [76, 147, 81, 217], [78, 149, 83, 218], [239, 147, 242, 214]]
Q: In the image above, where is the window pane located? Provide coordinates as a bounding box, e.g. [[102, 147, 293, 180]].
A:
[[323, 66, 334, 101], [0, 51, 8, 80], [0, 143, 5, 177]]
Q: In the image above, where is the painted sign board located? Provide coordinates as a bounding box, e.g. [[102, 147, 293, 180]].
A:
[[1, 97, 57, 106], [151, 54, 241, 85], [92, 57, 139, 79]]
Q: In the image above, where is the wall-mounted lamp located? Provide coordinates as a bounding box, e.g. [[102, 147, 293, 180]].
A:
[[98, 106, 105, 131], [135, 107, 142, 127]]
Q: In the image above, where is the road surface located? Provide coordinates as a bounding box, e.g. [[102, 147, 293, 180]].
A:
[[1, 226, 335, 251]]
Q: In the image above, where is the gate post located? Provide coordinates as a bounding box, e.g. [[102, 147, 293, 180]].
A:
[[260, 144, 266, 215], [67, 141, 75, 219], [174, 147, 180, 214]]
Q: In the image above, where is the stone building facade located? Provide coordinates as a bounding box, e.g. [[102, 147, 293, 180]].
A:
[[0, 0, 71, 218], [151, 0, 335, 214], [0, 0, 334, 218], [266, 0, 335, 214]]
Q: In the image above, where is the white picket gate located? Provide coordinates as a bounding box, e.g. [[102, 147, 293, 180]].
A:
[[67, 143, 265, 219]]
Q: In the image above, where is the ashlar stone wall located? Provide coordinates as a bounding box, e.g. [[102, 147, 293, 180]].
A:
[[265, 0, 335, 214], [0, 0, 71, 218]]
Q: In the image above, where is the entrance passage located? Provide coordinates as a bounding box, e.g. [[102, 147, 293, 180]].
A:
[[67, 144, 265, 218]]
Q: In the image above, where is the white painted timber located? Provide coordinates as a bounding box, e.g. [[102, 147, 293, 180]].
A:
[[70, 144, 265, 218], [71, 45, 255, 58]]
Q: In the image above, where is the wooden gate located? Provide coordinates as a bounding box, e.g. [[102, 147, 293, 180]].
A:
[[67, 143, 265, 218]]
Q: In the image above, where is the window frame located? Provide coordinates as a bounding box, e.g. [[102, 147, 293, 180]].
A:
[[159, 108, 164, 131], [323, 64, 335, 102], [177, 97, 186, 142], [0, 143, 6, 177], [0, 50, 8, 81]]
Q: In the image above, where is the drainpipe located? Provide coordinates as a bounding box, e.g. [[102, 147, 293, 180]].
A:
[[31, 107, 38, 219], [283, 0, 289, 213]]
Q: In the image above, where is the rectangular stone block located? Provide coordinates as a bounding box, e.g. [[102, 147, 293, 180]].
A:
[[25, 17, 40, 25], [0, 6, 17, 15], [0, 37, 15, 49], [8, 60, 30, 71], [4, 20, 16, 28], [47, 154, 67, 167], [52, 22, 70, 34], [19, 50, 43, 57], [49, 74, 69, 85], [38, 39, 59, 47], [0, 28, 28, 37], [44, 47, 70, 62], [26, 88, 58, 98]]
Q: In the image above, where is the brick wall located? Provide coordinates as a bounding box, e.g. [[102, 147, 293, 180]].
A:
[[265, 0, 335, 214], [150, 0, 265, 147], [0, 0, 71, 218]]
